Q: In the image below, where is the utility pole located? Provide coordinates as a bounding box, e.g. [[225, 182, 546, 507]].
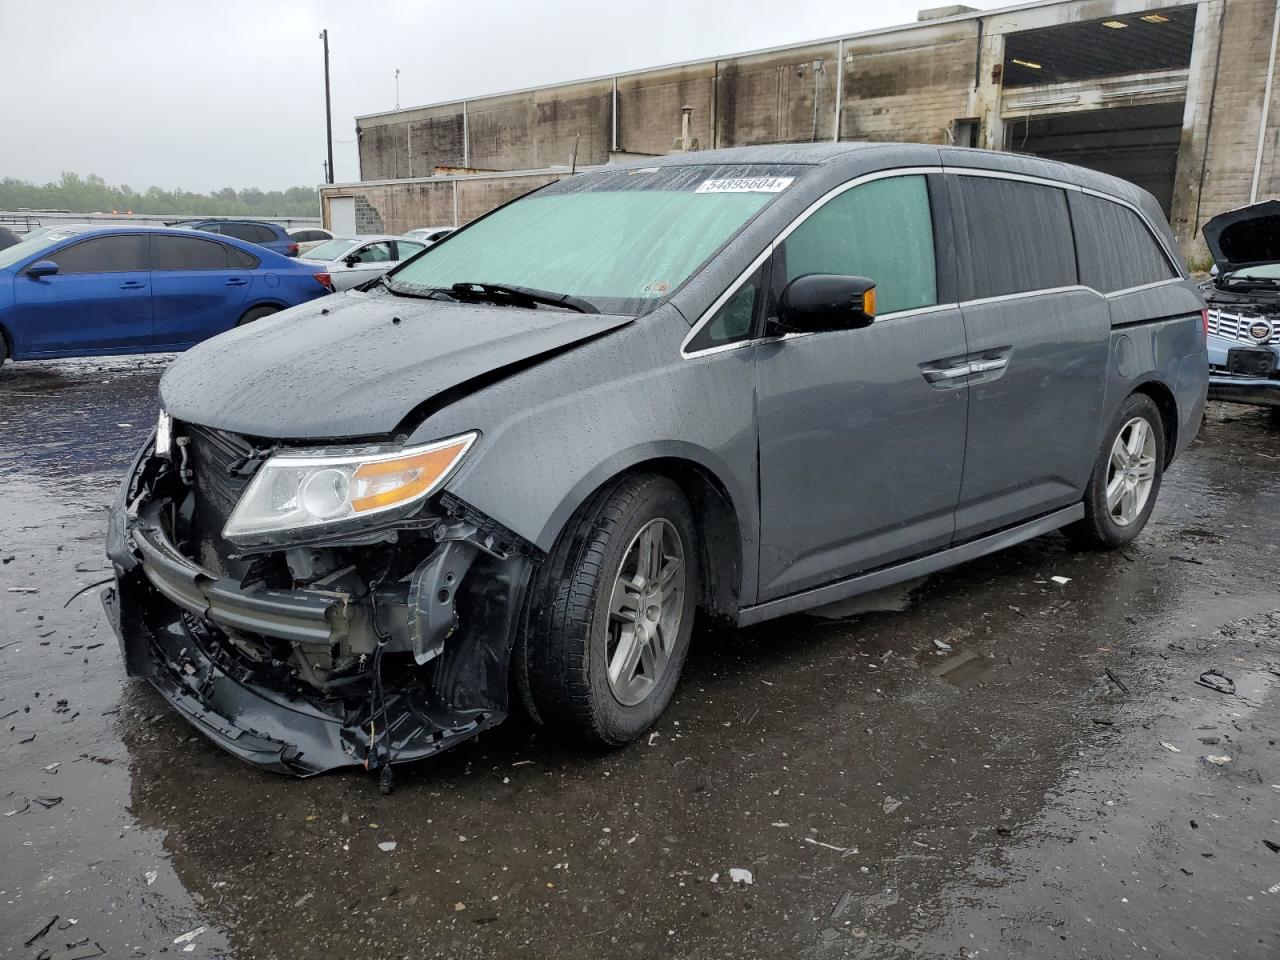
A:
[[395, 68, 401, 109], [320, 29, 334, 185]]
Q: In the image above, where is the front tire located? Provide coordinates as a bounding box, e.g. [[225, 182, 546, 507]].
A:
[[521, 474, 698, 746], [1066, 393, 1165, 549]]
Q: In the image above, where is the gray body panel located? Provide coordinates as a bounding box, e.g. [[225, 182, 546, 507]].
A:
[[157, 142, 1208, 623]]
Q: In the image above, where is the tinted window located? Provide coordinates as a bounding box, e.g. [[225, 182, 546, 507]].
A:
[[293, 230, 322, 242], [45, 235, 149, 274], [152, 235, 229, 270], [251, 224, 278, 243], [226, 245, 260, 269], [956, 177, 1076, 299], [779, 175, 938, 314], [395, 241, 425, 259], [194, 223, 221, 235], [1071, 192, 1177, 293], [687, 265, 764, 353], [221, 223, 254, 242]]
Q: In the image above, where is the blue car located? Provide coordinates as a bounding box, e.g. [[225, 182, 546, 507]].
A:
[[174, 219, 300, 258], [0, 226, 332, 366]]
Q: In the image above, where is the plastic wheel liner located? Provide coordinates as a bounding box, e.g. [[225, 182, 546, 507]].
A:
[[103, 435, 536, 778]]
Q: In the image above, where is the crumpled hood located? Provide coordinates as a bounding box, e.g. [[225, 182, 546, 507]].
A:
[[159, 291, 632, 439], [1202, 199, 1280, 270]]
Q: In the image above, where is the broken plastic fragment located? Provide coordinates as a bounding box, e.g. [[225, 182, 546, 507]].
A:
[[1204, 755, 1232, 765], [729, 868, 753, 884], [378, 841, 397, 852], [173, 926, 206, 945]]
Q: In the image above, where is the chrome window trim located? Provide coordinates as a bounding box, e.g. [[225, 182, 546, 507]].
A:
[[680, 165, 1186, 360], [1103, 277, 1187, 299]]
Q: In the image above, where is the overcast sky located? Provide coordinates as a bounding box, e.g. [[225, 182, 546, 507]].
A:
[[1, 0, 996, 192]]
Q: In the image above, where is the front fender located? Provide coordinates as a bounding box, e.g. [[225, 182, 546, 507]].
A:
[[414, 309, 761, 604]]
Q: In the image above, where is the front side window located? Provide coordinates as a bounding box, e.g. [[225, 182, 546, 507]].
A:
[[777, 175, 938, 315], [42, 235, 149, 274], [305, 237, 361, 261], [390, 164, 807, 316], [395, 240, 425, 260]]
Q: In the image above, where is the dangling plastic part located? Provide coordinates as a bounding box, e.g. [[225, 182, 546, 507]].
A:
[[378, 763, 394, 795]]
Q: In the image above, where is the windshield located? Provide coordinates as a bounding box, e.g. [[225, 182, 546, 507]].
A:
[[303, 237, 362, 261], [389, 164, 804, 315], [1224, 262, 1280, 281], [0, 232, 77, 270]]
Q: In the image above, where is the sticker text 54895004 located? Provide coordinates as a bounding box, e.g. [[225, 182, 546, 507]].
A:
[[695, 176, 795, 194]]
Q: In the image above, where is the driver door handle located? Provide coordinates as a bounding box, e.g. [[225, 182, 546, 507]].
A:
[[118, 280, 147, 290], [225, 278, 248, 286]]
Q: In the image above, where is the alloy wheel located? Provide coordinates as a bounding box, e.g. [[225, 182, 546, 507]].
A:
[[1106, 416, 1157, 526], [606, 518, 686, 706]]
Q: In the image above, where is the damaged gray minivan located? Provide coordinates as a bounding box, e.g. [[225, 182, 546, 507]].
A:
[[104, 143, 1208, 780]]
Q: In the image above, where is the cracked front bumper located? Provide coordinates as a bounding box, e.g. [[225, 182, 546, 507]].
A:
[[102, 442, 533, 777]]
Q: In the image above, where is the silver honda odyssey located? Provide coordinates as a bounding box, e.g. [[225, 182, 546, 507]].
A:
[[104, 143, 1208, 780]]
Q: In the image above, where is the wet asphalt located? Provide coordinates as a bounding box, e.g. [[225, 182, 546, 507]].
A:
[[1, 356, 1278, 960]]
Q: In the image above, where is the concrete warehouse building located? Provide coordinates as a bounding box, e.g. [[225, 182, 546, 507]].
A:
[[320, 0, 1280, 261]]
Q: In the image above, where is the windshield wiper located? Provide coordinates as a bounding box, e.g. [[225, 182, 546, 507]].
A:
[[380, 277, 457, 301], [449, 281, 599, 314]]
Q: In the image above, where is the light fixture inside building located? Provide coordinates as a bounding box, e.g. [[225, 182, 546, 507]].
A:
[[1011, 58, 1042, 69], [1102, 20, 1128, 28], [1140, 13, 1171, 22]]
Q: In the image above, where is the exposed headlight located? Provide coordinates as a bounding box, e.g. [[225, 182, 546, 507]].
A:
[[222, 432, 477, 542]]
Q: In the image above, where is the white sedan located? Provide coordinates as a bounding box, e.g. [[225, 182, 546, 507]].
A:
[[299, 235, 427, 291]]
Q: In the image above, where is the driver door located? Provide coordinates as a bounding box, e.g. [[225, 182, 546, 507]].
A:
[[754, 173, 969, 601]]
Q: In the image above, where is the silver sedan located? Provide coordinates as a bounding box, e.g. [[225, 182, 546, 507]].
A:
[[299, 235, 427, 291]]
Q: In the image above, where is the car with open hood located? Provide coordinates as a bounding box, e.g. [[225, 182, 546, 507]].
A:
[[102, 143, 1207, 782], [1201, 199, 1280, 418]]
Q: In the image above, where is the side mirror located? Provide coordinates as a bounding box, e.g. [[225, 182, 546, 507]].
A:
[[343, 255, 360, 267], [26, 260, 59, 278], [776, 274, 876, 334]]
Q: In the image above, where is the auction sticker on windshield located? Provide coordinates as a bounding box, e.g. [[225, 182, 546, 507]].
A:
[[695, 176, 795, 194]]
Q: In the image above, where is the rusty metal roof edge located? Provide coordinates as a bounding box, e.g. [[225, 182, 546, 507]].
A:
[[353, 0, 1196, 124]]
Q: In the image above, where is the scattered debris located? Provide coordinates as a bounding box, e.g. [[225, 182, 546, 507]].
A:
[[1263, 840, 1280, 854], [1196, 670, 1236, 695], [145, 870, 158, 886], [1160, 742, 1182, 753], [1169, 555, 1205, 565], [1204, 755, 1233, 765], [24, 915, 59, 947], [294, 892, 315, 907], [33, 795, 62, 808], [378, 841, 397, 852], [5, 799, 30, 816], [830, 889, 853, 920], [882, 796, 902, 814], [1050, 575, 1071, 585], [932, 638, 953, 652], [803, 837, 850, 853], [6, 586, 39, 594], [173, 926, 206, 945], [1105, 668, 1130, 694], [728, 868, 753, 885]]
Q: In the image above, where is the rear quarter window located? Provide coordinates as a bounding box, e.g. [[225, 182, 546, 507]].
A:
[[1070, 193, 1178, 293], [225, 244, 260, 269], [955, 176, 1077, 299]]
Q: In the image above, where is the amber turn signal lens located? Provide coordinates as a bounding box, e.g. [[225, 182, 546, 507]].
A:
[[350, 439, 473, 513], [862, 288, 876, 318]]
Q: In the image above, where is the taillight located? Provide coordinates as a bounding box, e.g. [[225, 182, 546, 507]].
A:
[[1201, 307, 1209, 336], [288, 242, 300, 256], [313, 272, 332, 290]]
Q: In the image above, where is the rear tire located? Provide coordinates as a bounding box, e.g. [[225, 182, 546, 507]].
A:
[[236, 305, 278, 327], [1065, 393, 1165, 549], [1268, 407, 1280, 429], [0, 331, 8, 369], [520, 474, 698, 746]]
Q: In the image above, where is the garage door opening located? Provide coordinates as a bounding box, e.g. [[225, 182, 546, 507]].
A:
[[1006, 102, 1185, 216]]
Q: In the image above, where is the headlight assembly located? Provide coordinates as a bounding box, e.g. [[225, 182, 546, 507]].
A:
[[222, 432, 477, 542]]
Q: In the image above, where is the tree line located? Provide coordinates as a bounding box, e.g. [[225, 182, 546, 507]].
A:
[[0, 173, 319, 217]]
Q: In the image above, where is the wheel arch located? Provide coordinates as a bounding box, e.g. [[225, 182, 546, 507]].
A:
[[539, 451, 748, 625], [0, 322, 13, 363], [1130, 378, 1179, 467]]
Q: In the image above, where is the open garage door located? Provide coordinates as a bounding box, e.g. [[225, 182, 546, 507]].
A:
[[1006, 102, 1184, 216]]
